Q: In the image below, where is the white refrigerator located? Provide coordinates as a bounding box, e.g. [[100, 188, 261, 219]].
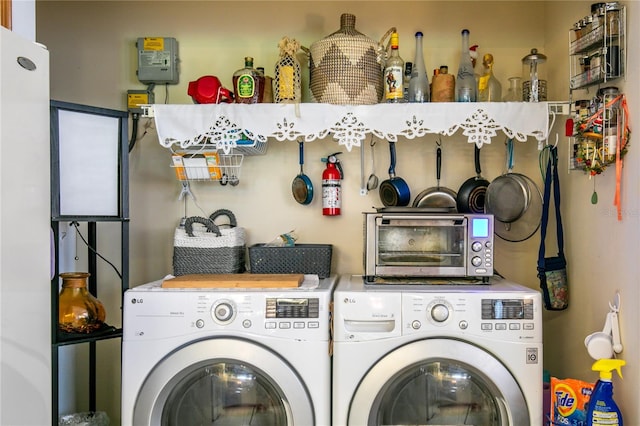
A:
[[0, 26, 52, 425]]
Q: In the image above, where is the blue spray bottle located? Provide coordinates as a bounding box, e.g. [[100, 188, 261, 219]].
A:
[[586, 358, 625, 426]]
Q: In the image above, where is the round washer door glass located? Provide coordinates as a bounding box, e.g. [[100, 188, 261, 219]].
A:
[[349, 339, 529, 426], [134, 339, 314, 426], [162, 361, 288, 425]]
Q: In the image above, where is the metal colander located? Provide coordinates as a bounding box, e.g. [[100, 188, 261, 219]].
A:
[[485, 173, 531, 223]]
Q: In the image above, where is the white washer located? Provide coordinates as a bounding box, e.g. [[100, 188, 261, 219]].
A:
[[122, 276, 336, 426], [333, 275, 543, 426]]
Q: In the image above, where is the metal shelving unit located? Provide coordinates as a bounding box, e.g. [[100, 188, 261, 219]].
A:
[[569, 3, 626, 91], [50, 101, 129, 425], [567, 2, 627, 173]]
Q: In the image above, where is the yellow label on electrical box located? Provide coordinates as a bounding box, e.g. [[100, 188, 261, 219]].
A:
[[127, 93, 150, 110], [143, 37, 165, 51]]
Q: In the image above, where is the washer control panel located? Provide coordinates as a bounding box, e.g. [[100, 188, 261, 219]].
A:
[[123, 277, 337, 341]]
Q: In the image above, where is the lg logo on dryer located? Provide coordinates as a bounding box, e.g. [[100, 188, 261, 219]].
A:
[[131, 298, 143, 304]]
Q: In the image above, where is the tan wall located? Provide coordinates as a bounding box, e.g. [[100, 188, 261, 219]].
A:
[[36, 1, 639, 424]]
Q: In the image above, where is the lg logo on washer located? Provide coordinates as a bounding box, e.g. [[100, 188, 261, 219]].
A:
[[131, 298, 143, 304]]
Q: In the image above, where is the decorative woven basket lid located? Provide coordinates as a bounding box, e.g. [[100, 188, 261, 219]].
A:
[[309, 13, 383, 105]]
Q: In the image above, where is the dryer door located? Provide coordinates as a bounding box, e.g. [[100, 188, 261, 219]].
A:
[[348, 338, 529, 426], [133, 338, 314, 426]]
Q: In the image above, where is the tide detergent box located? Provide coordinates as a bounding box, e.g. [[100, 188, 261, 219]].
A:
[[551, 377, 595, 426]]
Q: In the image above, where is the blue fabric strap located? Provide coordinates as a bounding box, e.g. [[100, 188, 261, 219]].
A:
[[537, 146, 564, 272]]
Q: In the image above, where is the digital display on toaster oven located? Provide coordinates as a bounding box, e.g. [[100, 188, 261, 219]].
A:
[[266, 298, 320, 318], [471, 218, 490, 238]]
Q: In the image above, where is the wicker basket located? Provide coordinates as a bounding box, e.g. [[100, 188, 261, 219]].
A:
[[173, 210, 246, 276], [309, 13, 390, 105], [248, 244, 332, 278]]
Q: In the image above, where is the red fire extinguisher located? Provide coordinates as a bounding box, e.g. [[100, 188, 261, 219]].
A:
[[322, 152, 343, 216]]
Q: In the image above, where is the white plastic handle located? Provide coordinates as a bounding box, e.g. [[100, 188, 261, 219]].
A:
[[610, 311, 623, 353]]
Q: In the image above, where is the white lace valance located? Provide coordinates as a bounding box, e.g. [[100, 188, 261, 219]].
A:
[[150, 102, 552, 154]]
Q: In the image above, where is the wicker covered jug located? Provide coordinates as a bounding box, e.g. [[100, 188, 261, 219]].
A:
[[309, 13, 384, 104]]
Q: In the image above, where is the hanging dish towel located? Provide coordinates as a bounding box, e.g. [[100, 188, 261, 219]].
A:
[[537, 146, 568, 310]]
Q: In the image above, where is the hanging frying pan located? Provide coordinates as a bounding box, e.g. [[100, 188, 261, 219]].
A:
[[379, 141, 411, 207], [292, 141, 313, 204], [485, 139, 543, 242], [413, 143, 457, 210], [456, 145, 490, 213]]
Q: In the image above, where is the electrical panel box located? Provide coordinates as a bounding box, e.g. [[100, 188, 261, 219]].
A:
[[136, 37, 179, 84], [127, 90, 155, 114]]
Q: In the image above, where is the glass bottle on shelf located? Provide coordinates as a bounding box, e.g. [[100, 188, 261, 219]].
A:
[[431, 65, 455, 102], [383, 32, 405, 103], [456, 29, 477, 102], [58, 272, 106, 334], [503, 76, 523, 101], [233, 56, 265, 104], [402, 62, 413, 102], [274, 36, 302, 103], [408, 32, 430, 103], [478, 53, 502, 102]]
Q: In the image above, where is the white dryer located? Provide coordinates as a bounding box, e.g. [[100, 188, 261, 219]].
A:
[[333, 275, 543, 426], [121, 276, 336, 426]]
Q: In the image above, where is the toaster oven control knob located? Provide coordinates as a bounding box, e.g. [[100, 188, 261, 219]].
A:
[[471, 256, 483, 267], [212, 300, 236, 324], [471, 241, 483, 252], [430, 303, 450, 323]]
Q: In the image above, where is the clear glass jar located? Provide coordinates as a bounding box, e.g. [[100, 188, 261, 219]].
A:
[[522, 48, 547, 102], [503, 76, 523, 102], [58, 272, 106, 334]]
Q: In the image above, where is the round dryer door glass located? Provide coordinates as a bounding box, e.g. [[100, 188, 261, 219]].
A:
[[375, 360, 502, 425], [161, 361, 288, 426], [348, 339, 530, 426]]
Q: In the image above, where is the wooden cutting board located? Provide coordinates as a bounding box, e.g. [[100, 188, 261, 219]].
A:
[[162, 273, 305, 288]]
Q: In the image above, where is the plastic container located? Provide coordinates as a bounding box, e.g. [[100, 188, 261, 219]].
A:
[[586, 359, 625, 426]]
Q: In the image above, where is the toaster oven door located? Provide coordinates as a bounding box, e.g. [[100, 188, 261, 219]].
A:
[[372, 216, 467, 277]]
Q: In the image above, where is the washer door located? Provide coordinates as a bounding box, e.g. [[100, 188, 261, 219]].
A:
[[133, 338, 314, 426], [348, 339, 529, 426]]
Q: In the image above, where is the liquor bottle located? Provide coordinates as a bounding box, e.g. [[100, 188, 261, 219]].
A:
[[431, 65, 455, 102], [402, 62, 413, 102], [256, 67, 273, 103], [478, 53, 502, 102], [408, 32, 429, 102], [456, 29, 477, 102], [233, 56, 265, 103], [383, 32, 405, 103]]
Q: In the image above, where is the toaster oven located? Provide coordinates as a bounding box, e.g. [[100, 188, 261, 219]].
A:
[[364, 211, 494, 282]]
